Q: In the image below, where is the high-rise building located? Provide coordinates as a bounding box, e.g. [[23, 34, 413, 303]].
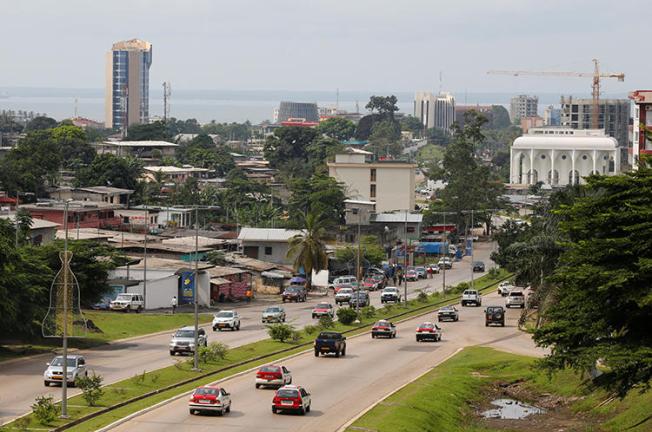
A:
[[105, 39, 153, 131], [510, 95, 538, 122], [276, 102, 319, 124], [560, 97, 630, 150], [414, 91, 456, 132], [543, 105, 561, 126]]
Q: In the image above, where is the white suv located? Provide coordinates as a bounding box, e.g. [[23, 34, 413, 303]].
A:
[[506, 291, 525, 308], [109, 293, 144, 312], [212, 310, 241, 331], [44, 355, 87, 387]]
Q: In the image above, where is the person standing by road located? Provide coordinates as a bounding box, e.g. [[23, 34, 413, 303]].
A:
[[245, 289, 252, 303], [171, 295, 177, 314]]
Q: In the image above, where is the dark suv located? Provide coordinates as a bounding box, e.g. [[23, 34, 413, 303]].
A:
[[314, 331, 346, 357], [472, 261, 485, 272], [485, 306, 505, 327], [281, 286, 306, 303]]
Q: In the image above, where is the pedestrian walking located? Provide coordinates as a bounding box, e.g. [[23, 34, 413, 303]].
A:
[[245, 289, 253, 303], [171, 295, 177, 314]]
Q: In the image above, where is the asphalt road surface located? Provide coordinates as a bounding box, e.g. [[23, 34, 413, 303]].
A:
[[0, 243, 496, 424], [109, 289, 543, 432]]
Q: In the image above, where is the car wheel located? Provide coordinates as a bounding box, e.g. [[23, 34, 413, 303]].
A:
[[255, 383, 260, 389], [485, 322, 489, 327], [226, 403, 231, 413], [272, 406, 277, 414], [314, 349, 319, 357], [371, 334, 375, 339], [288, 377, 292, 384], [455, 317, 459, 322], [282, 299, 286, 303], [237, 323, 241, 330], [341, 347, 346, 356], [521, 304, 525, 309], [125, 307, 130, 313], [189, 409, 195, 415], [282, 317, 286, 323], [501, 322, 505, 327], [312, 314, 316, 319], [136, 307, 142, 313], [335, 349, 340, 358], [44, 380, 50, 387], [300, 406, 306, 415], [170, 350, 176, 356], [306, 403, 311, 413], [217, 408, 223, 416]]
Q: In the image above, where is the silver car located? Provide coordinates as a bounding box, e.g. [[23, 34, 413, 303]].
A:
[[44, 355, 87, 387], [335, 288, 354, 305], [262, 306, 286, 323], [169, 326, 207, 355]]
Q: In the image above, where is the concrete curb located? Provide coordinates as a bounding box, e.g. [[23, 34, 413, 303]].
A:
[[335, 347, 464, 432]]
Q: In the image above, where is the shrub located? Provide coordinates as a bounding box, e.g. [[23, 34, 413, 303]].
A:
[[303, 324, 319, 335], [360, 305, 376, 319], [452, 281, 470, 294], [336, 307, 358, 325], [417, 290, 429, 303], [318, 315, 334, 329], [31, 395, 58, 425], [75, 372, 104, 406], [131, 370, 146, 385], [488, 267, 500, 278], [267, 323, 298, 343], [197, 342, 229, 364]]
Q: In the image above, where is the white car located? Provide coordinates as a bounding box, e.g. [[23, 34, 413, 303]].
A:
[[335, 288, 354, 305], [262, 306, 286, 323], [498, 282, 514, 296], [461, 289, 482, 307], [44, 355, 87, 387], [188, 385, 231, 416], [109, 293, 144, 312], [255, 364, 292, 388], [506, 291, 525, 308], [212, 310, 241, 331]]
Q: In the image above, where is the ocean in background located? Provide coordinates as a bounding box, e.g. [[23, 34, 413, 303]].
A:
[[0, 87, 615, 124]]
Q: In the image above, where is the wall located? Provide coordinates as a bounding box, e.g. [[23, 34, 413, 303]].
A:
[[374, 166, 416, 212], [125, 275, 178, 310], [241, 240, 292, 265]]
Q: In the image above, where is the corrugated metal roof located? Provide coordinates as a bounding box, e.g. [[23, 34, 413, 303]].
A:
[[238, 227, 303, 242], [372, 212, 423, 223]]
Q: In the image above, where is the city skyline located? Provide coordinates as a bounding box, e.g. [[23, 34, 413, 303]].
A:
[[0, 0, 646, 95]]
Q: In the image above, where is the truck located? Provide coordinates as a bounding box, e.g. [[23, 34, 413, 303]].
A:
[[461, 289, 482, 307], [314, 331, 346, 357]]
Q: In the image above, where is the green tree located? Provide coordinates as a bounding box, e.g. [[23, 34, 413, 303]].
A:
[[534, 165, 652, 396], [287, 211, 329, 289], [367, 120, 402, 158], [366, 95, 399, 119], [51, 125, 95, 168], [400, 115, 424, 136], [317, 117, 355, 141], [263, 126, 318, 169], [488, 105, 511, 129], [126, 121, 171, 141], [75, 154, 143, 191], [15, 208, 33, 246], [335, 235, 385, 267], [25, 116, 57, 131], [287, 173, 345, 228], [306, 137, 344, 170], [427, 127, 451, 146]]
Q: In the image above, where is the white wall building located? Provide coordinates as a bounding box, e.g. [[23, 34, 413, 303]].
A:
[[510, 128, 620, 186], [414, 91, 456, 132], [328, 149, 415, 212]]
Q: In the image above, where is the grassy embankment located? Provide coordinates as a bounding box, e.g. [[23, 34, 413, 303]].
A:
[[346, 346, 652, 432], [0, 311, 213, 362], [2, 269, 510, 432]]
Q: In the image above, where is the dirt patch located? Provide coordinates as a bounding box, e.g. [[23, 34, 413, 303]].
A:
[[473, 380, 600, 432]]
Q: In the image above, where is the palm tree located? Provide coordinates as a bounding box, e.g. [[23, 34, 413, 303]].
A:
[[287, 211, 329, 290]]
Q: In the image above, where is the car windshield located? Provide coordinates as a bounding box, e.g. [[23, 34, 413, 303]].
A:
[[260, 366, 281, 373], [265, 307, 281, 313], [463, 290, 477, 295], [115, 294, 133, 301], [194, 387, 219, 396], [315, 303, 331, 309], [416, 267, 425, 271], [420, 323, 435, 329], [338, 289, 353, 294], [51, 357, 77, 367], [215, 312, 234, 318], [285, 287, 299, 293], [487, 307, 503, 313], [440, 306, 453, 311], [318, 332, 340, 339], [383, 288, 397, 293], [277, 389, 299, 398], [174, 330, 195, 338], [375, 321, 390, 327]]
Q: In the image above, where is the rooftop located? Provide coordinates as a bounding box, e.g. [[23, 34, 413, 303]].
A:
[[372, 211, 423, 224], [120, 256, 214, 271], [161, 236, 227, 248], [22, 201, 121, 211], [238, 227, 303, 242], [75, 186, 135, 195], [0, 214, 60, 230], [143, 165, 209, 173], [102, 140, 178, 148]]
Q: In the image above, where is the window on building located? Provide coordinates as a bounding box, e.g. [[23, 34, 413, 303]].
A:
[[370, 168, 376, 182], [264, 246, 273, 255], [406, 226, 415, 233], [370, 184, 376, 198]]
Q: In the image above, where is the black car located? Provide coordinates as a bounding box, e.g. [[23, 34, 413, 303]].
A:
[[349, 291, 370, 308], [281, 286, 306, 303], [472, 261, 485, 272], [314, 331, 346, 357], [485, 306, 505, 327]]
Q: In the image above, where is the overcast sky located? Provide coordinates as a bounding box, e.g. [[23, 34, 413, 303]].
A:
[[0, 0, 646, 95]]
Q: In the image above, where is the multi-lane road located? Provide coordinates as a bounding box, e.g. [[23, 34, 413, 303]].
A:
[[0, 243, 497, 424], [109, 290, 543, 432]]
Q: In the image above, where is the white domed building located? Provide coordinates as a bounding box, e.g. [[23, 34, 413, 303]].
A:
[[510, 128, 620, 186]]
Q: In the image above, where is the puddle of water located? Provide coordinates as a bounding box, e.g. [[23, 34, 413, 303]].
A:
[[481, 398, 545, 420]]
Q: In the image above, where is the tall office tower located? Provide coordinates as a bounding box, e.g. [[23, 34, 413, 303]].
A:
[[276, 102, 319, 123], [414, 91, 456, 132], [510, 95, 538, 122], [105, 39, 153, 131], [560, 96, 630, 149]]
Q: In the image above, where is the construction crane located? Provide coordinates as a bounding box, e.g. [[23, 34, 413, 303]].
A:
[[487, 59, 625, 129]]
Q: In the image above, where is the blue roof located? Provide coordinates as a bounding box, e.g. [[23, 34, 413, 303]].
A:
[[341, 139, 368, 146]]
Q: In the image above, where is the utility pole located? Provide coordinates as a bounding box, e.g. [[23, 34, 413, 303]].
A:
[[355, 208, 361, 321], [143, 204, 148, 309], [470, 209, 475, 288], [442, 211, 446, 293], [60, 200, 70, 418], [404, 210, 408, 306], [193, 204, 200, 371]]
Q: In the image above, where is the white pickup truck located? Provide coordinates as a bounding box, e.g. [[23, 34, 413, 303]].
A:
[[461, 289, 482, 307]]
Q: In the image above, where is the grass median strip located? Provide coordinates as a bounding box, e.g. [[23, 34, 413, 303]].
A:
[[345, 346, 652, 432], [1, 270, 511, 432]]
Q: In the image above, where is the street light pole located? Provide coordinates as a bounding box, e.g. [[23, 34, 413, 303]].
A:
[[404, 210, 408, 306], [355, 208, 361, 321], [143, 204, 148, 310], [470, 209, 475, 289], [193, 204, 200, 371], [61, 200, 70, 418], [442, 211, 446, 293]]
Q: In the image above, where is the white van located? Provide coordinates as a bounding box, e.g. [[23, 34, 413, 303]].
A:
[[110, 293, 144, 312]]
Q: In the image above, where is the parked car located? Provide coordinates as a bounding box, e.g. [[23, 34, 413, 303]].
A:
[[437, 305, 459, 322], [380, 287, 401, 303], [405, 269, 419, 281], [485, 306, 505, 326], [282, 286, 307, 303], [415, 322, 442, 342], [255, 365, 292, 388], [438, 257, 453, 269], [311, 302, 334, 319], [330, 275, 356, 291], [506, 291, 525, 309], [314, 331, 346, 357], [109, 293, 144, 312], [349, 291, 370, 308], [169, 326, 207, 355], [272, 385, 311, 415], [212, 310, 241, 331], [370, 273, 386, 289], [472, 261, 486, 272], [335, 288, 354, 305], [461, 289, 482, 307], [44, 355, 87, 387], [363, 277, 381, 291], [428, 264, 441, 274], [498, 281, 514, 296], [262, 306, 286, 323], [188, 385, 231, 416], [415, 267, 427, 279], [371, 320, 397, 338]]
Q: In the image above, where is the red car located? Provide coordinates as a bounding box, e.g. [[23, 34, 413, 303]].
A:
[[272, 385, 312, 415], [188, 385, 232, 416], [255, 365, 292, 388], [415, 322, 442, 342], [405, 269, 418, 282], [311, 303, 334, 319]]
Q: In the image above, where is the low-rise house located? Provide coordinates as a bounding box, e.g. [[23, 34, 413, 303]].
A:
[[21, 201, 122, 229], [0, 214, 60, 245], [372, 211, 423, 242], [207, 266, 252, 303], [50, 186, 134, 207], [143, 165, 211, 184], [93, 140, 178, 160], [237, 227, 304, 265]]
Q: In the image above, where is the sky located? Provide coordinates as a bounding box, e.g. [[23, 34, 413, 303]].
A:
[[0, 0, 647, 95]]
